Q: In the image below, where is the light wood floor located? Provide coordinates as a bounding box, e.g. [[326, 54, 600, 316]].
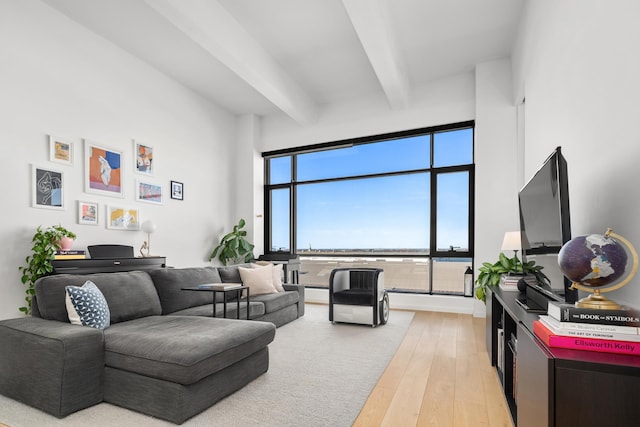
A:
[[353, 310, 513, 427]]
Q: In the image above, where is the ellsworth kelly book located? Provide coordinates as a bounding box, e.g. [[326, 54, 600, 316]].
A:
[[547, 300, 640, 327], [533, 320, 640, 356]]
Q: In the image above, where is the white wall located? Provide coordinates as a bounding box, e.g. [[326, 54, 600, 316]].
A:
[[474, 59, 519, 316], [0, 1, 237, 319], [235, 114, 264, 255], [260, 72, 475, 151], [512, 0, 640, 308]]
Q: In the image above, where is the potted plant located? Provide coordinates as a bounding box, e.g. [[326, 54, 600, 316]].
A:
[[209, 218, 255, 266], [18, 225, 77, 315], [474, 252, 548, 303]]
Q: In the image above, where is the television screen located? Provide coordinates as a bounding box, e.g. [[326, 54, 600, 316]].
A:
[[518, 147, 577, 303]]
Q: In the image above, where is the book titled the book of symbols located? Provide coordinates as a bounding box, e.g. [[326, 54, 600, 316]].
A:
[[547, 300, 640, 327], [533, 320, 640, 356], [197, 283, 243, 291]]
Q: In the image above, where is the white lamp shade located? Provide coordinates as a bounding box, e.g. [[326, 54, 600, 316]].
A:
[[501, 231, 522, 251], [141, 220, 156, 234]]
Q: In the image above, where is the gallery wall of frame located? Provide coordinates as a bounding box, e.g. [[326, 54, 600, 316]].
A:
[[31, 135, 184, 231]]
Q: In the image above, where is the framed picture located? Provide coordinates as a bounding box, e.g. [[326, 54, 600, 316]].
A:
[[49, 135, 73, 165], [106, 205, 140, 230], [31, 164, 64, 210], [134, 140, 154, 176], [170, 180, 184, 200], [136, 179, 163, 204], [84, 140, 124, 198], [77, 200, 99, 225]]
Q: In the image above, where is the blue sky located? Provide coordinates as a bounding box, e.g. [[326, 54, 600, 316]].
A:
[[269, 128, 473, 252]]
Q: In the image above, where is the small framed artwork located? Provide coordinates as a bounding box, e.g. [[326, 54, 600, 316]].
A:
[[31, 164, 64, 210], [49, 135, 73, 165], [77, 200, 99, 225], [170, 180, 184, 200], [106, 205, 140, 230], [134, 140, 154, 176], [136, 180, 163, 204], [84, 140, 124, 198]]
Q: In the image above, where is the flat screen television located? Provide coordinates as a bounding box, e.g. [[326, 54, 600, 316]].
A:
[[518, 146, 578, 304]]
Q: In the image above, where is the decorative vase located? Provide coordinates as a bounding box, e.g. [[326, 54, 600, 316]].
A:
[[57, 237, 74, 250]]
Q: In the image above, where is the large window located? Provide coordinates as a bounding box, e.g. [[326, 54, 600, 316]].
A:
[[264, 122, 474, 295]]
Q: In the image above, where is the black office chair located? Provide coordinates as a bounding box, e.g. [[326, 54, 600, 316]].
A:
[[87, 245, 134, 259], [329, 268, 389, 326]]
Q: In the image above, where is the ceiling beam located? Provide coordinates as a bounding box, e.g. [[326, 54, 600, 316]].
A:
[[144, 0, 317, 124], [342, 0, 410, 110]]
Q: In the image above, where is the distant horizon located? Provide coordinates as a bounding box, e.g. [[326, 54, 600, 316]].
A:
[[273, 248, 470, 254]]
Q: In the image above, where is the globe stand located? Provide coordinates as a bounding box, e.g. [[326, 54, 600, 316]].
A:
[[572, 288, 624, 310], [569, 229, 639, 309]]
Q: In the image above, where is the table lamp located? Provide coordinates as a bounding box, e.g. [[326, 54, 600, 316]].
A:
[[140, 220, 157, 257], [501, 231, 522, 273]]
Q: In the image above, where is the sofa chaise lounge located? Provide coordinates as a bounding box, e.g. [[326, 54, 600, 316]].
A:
[[0, 265, 305, 424]]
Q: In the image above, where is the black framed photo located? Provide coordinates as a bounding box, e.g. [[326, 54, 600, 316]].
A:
[[170, 180, 183, 200], [32, 164, 64, 210]]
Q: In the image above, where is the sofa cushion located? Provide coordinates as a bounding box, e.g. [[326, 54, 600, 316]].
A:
[[217, 264, 250, 283], [251, 262, 285, 292], [250, 291, 299, 314], [65, 281, 111, 329], [169, 301, 265, 319], [147, 267, 224, 314], [103, 316, 275, 385], [34, 271, 161, 324], [239, 266, 278, 296]]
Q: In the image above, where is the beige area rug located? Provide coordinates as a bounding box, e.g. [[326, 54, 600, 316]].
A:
[[0, 304, 414, 427]]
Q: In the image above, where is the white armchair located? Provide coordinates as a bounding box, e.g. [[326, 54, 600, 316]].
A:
[[329, 268, 389, 326]]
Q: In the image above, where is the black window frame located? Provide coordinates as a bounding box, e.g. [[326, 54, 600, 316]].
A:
[[263, 121, 474, 294]]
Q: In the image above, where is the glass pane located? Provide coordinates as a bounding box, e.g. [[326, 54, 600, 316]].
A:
[[436, 171, 469, 252], [433, 128, 473, 167], [269, 156, 291, 184], [431, 258, 471, 294], [297, 135, 430, 181], [296, 173, 430, 252], [270, 188, 290, 251], [298, 256, 429, 291]]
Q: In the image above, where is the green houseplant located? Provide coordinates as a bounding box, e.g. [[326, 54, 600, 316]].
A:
[[209, 218, 255, 266], [475, 252, 548, 303], [18, 225, 76, 315]]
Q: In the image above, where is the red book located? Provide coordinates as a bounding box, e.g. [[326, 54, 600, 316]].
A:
[[533, 320, 640, 356]]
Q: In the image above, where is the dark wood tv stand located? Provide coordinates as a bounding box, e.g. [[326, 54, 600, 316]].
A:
[[487, 286, 640, 427]]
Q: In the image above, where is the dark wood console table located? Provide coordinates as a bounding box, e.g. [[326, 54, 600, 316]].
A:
[[51, 257, 166, 275], [487, 286, 640, 426]]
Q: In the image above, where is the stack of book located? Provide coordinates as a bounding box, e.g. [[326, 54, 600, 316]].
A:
[[500, 274, 536, 291], [53, 250, 86, 260], [533, 300, 640, 356], [197, 283, 243, 291]]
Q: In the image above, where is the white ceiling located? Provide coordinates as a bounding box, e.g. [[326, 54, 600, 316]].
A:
[[42, 0, 524, 124]]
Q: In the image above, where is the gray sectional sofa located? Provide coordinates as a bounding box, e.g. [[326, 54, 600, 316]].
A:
[[0, 265, 305, 424]]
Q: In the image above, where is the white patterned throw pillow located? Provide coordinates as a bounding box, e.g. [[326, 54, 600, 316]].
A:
[[65, 280, 111, 329]]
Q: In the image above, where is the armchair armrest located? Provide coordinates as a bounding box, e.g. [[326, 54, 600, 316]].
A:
[[282, 283, 305, 317], [0, 317, 104, 417]]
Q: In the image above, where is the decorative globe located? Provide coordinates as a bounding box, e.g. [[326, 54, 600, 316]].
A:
[[558, 233, 628, 288]]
